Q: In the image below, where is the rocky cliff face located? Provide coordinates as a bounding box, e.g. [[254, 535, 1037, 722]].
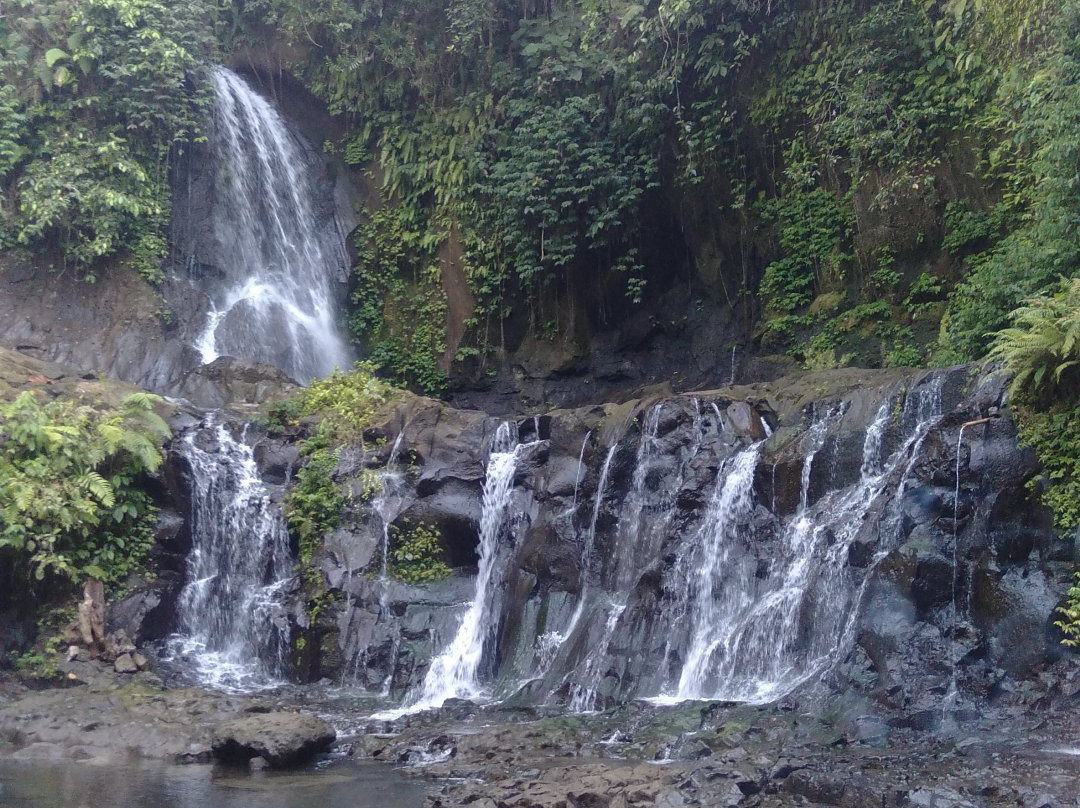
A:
[[138, 364, 1074, 727]]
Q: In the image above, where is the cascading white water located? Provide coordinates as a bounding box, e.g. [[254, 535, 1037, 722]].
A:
[[195, 68, 350, 383], [406, 422, 527, 710], [570, 431, 592, 516], [660, 406, 841, 703], [168, 417, 293, 690], [668, 444, 763, 699], [375, 431, 409, 588], [656, 378, 947, 704], [568, 406, 664, 711], [568, 402, 711, 711], [566, 443, 619, 634], [531, 440, 620, 677]]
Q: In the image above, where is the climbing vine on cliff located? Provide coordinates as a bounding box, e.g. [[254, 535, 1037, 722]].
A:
[[990, 276, 1080, 642], [351, 206, 449, 395]]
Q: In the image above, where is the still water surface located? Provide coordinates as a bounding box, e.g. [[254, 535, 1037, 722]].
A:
[[0, 758, 430, 808]]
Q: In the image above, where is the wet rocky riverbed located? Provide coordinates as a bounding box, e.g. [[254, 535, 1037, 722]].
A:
[[1, 665, 1077, 807]]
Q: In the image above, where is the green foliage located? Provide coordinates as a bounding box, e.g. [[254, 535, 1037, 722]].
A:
[[284, 445, 342, 619], [0, 0, 217, 279], [15, 648, 60, 680], [351, 207, 448, 395], [757, 143, 855, 345], [262, 397, 303, 434], [285, 447, 342, 567], [1056, 571, 1080, 647], [388, 520, 451, 584], [883, 335, 924, 368], [283, 364, 402, 606], [988, 278, 1080, 404], [1014, 403, 1080, 534], [939, 1, 1080, 359], [225, 0, 1079, 372], [13, 608, 72, 679], [478, 93, 655, 293], [0, 390, 168, 588], [247, 0, 746, 347], [294, 362, 401, 446]]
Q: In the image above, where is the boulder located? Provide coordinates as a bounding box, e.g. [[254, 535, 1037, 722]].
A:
[[113, 653, 138, 674], [211, 712, 336, 768], [171, 356, 300, 411]]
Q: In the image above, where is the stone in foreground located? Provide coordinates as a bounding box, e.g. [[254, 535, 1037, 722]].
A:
[[211, 712, 336, 768]]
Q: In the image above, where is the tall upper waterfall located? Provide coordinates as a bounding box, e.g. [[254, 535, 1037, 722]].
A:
[[195, 67, 350, 383]]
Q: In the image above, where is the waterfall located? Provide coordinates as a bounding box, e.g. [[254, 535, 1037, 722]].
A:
[[407, 422, 528, 710], [194, 67, 350, 383], [568, 402, 705, 711], [532, 440, 619, 676], [656, 378, 946, 704], [668, 444, 763, 699], [168, 417, 293, 690], [375, 431, 409, 590]]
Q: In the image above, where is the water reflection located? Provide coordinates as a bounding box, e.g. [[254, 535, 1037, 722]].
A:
[[0, 759, 429, 808]]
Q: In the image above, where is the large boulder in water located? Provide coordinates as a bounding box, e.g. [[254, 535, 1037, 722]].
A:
[[211, 712, 336, 768]]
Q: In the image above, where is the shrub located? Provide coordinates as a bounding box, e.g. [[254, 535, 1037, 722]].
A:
[[1056, 572, 1080, 647], [294, 362, 401, 446], [988, 277, 1080, 405], [389, 521, 451, 584], [0, 391, 169, 587]]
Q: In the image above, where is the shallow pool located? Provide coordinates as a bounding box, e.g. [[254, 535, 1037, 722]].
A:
[[0, 758, 431, 808]]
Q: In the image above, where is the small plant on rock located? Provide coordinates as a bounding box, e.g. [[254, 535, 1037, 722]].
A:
[[389, 520, 451, 584]]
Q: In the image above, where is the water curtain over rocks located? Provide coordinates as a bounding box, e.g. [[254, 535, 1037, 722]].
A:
[[276, 365, 1061, 725], [167, 416, 292, 690]]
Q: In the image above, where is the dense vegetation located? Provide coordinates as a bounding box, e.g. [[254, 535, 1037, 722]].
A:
[[276, 365, 402, 621], [5, 0, 1078, 376], [990, 278, 1080, 641], [229, 0, 1079, 382], [0, 390, 169, 598], [0, 0, 216, 281]]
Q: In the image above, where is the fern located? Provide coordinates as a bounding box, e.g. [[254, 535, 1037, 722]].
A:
[[0, 390, 168, 586], [988, 277, 1080, 404], [77, 472, 115, 508]]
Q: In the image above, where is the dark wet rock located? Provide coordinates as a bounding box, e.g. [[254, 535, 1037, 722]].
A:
[[254, 438, 300, 485], [726, 400, 765, 439], [107, 578, 177, 644], [281, 364, 1077, 731], [211, 712, 336, 768], [910, 554, 955, 611], [0, 256, 181, 391], [170, 357, 300, 411], [0, 681, 257, 763], [785, 770, 848, 804]]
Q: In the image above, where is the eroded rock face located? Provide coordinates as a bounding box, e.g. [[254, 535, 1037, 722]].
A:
[[169, 356, 301, 411], [211, 712, 336, 768], [270, 365, 1075, 726]]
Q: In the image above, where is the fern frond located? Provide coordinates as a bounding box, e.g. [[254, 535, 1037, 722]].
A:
[[77, 472, 115, 508]]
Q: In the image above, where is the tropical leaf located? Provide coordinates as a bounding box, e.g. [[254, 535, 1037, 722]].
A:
[[44, 48, 68, 68]]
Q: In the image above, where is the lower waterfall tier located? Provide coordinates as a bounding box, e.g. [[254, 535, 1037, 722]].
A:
[[134, 362, 1074, 728]]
